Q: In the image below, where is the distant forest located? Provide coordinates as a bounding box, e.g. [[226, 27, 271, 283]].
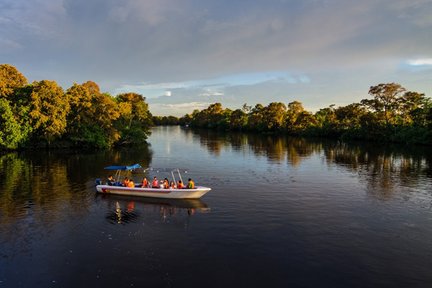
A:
[[1, 63, 431, 151], [153, 83, 432, 145], [0, 64, 152, 150]]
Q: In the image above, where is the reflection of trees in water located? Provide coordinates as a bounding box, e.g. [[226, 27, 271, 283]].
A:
[[0, 144, 153, 228], [323, 142, 432, 200], [285, 138, 322, 167], [192, 129, 230, 157], [192, 128, 432, 200], [192, 129, 321, 165], [0, 153, 32, 219]]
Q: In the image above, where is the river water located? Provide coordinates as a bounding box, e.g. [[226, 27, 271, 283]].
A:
[[1, 126, 432, 287]]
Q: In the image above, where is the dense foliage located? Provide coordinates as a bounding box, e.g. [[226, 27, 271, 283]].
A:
[[164, 83, 431, 145], [0, 64, 152, 150]]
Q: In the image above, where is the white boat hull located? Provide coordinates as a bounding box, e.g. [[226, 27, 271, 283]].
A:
[[96, 184, 211, 199]]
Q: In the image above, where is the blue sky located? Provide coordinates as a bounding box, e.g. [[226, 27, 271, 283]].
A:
[[1, 0, 431, 116]]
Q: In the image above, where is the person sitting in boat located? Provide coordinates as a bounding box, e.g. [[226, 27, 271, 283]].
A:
[[163, 178, 169, 189], [170, 181, 176, 189], [127, 179, 135, 188], [142, 177, 149, 188], [123, 177, 130, 187], [107, 175, 115, 186], [187, 178, 195, 189], [177, 180, 184, 189], [152, 176, 159, 188]]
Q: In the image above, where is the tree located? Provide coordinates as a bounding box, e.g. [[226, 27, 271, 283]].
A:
[[206, 103, 226, 127], [115, 92, 152, 145], [64, 82, 122, 148], [400, 91, 427, 126], [314, 105, 336, 127], [190, 103, 228, 129], [91, 93, 122, 147], [29, 80, 69, 145], [286, 101, 306, 132], [247, 104, 265, 131], [179, 114, 192, 126], [0, 99, 29, 149], [229, 109, 248, 130], [262, 102, 286, 131], [65, 83, 93, 136], [0, 64, 28, 98], [334, 103, 366, 129], [365, 83, 406, 126]]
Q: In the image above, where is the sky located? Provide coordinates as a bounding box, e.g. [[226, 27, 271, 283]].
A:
[[1, 0, 431, 116]]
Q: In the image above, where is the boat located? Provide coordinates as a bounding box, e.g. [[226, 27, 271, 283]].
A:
[[95, 164, 211, 199]]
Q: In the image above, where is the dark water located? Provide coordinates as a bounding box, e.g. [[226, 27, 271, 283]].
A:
[[1, 126, 432, 288]]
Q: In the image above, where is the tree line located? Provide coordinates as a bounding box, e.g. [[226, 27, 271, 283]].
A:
[[153, 83, 432, 145], [0, 64, 152, 150]]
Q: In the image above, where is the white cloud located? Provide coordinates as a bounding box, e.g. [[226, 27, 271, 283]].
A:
[[118, 81, 189, 91], [200, 91, 224, 97], [149, 102, 212, 116], [408, 58, 432, 66]]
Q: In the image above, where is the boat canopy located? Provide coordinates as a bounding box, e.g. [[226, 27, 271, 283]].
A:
[[104, 164, 142, 171]]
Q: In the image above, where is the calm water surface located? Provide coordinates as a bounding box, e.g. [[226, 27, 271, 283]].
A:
[[1, 126, 432, 287]]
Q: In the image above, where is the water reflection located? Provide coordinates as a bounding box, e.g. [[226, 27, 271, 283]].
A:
[[322, 142, 432, 200], [98, 195, 210, 225], [191, 129, 323, 165], [191, 129, 432, 200], [0, 146, 152, 227], [105, 201, 140, 224]]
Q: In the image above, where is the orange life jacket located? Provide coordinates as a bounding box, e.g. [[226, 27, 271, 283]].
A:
[[152, 179, 159, 187], [163, 181, 169, 189]]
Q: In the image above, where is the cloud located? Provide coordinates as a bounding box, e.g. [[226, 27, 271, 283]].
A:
[[118, 81, 189, 91], [108, 0, 181, 26], [2, 0, 431, 117], [149, 102, 212, 116], [0, 38, 22, 52], [0, 0, 67, 38], [408, 58, 432, 66]]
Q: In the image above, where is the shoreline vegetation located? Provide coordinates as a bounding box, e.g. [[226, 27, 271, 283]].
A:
[[1, 63, 431, 151], [0, 64, 152, 150], [153, 85, 432, 146]]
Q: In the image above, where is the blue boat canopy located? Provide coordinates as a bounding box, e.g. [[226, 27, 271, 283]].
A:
[[104, 164, 142, 171]]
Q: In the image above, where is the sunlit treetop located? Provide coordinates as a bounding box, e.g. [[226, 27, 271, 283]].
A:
[[0, 64, 28, 98]]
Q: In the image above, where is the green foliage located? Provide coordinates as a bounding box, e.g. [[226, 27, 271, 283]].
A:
[[0, 64, 152, 150], [70, 124, 111, 149], [0, 99, 28, 149], [262, 102, 286, 131], [115, 92, 152, 145], [28, 80, 69, 145], [229, 109, 248, 130], [179, 83, 432, 146], [1, 64, 430, 148], [247, 104, 266, 131]]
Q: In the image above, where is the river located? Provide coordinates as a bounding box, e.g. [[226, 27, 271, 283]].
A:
[[1, 126, 432, 287]]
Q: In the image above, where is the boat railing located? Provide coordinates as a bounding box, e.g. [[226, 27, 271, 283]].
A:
[[100, 165, 193, 187]]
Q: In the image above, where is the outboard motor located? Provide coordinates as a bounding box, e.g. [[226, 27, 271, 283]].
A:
[[95, 178, 102, 185]]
